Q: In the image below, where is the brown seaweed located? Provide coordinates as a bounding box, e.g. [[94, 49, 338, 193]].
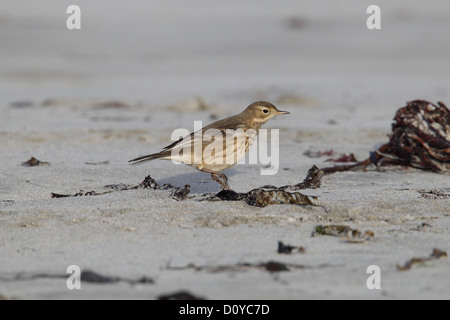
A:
[[211, 166, 320, 207], [312, 225, 374, 242], [21, 157, 50, 167], [0, 270, 154, 285], [373, 100, 449, 172], [396, 248, 447, 271], [325, 153, 358, 163], [418, 189, 450, 199], [51, 175, 182, 198], [172, 184, 191, 201], [158, 291, 205, 300], [279, 165, 324, 190], [278, 241, 305, 254], [214, 189, 243, 201], [321, 100, 449, 174]]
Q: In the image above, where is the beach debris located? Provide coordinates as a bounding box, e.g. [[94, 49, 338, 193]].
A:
[[312, 225, 349, 237], [51, 190, 104, 198], [320, 100, 449, 174], [304, 149, 334, 158], [166, 260, 305, 273], [92, 101, 130, 109], [85, 161, 110, 165], [51, 175, 183, 198], [215, 189, 243, 201], [172, 184, 191, 201], [80, 270, 119, 284], [243, 188, 314, 207], [277, 241, 305, 254], [312, 225, 374, 243], [321, 160, 371, 174], [211, 168, 318, 207], [0, 270, 154, 285], [279, 165, 324, 190], [418, 188, 450, 199], [138, 175, 161, 189], [214, 188, 315, 207], [285, 16, 308, 30], [342, 229, 375, 243], [1, 200, 14, 206], [104, 183, 134, 191], [21, 157, 50, 167], [396, 248, 447, 271], [325, 153, 358, 163], [158, 291, 205, 300], [275, 94, 316, 106], [410, 222, 432, 231], [138, 175, 176, 190], [167, 97, 211, 113], [10, 100, 34, 108], [51, 161, 319, 207]]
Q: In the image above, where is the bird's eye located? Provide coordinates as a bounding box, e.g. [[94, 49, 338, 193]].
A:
[[262, 109, 268, 114]]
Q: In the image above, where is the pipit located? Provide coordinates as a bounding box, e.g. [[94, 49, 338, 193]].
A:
[[129, 101, 289, 189]]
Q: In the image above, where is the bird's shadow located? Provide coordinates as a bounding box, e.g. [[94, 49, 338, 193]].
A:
[[156, 168, 240, 194]]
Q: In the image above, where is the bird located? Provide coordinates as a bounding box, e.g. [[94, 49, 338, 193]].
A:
[[129, 101, 289, 190]]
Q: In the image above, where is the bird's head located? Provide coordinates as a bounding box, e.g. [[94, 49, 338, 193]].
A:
[[244, 101, 290, 124]]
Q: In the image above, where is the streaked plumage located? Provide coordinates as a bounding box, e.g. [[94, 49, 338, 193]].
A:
[[129, 101, 289, 189]]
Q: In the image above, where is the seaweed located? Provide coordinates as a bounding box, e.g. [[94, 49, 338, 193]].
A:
[[396, 248, 447, 271], [243, 188, 314, 207], [214, 189, 243, 201], [21, 157, 50, 167], [321, 100, 449, 174], [277, 241, 305, 254], [418, 189, 450, 199], [312, 225, 374, 243], [373, 100, 449, 172], [304, 149, 334, 158], [0, 270, 154, 285], [165, 260, 306, 273], [51, 175, 184, 199], [172, 184, 191, 201], [158, 291, 205, 300]]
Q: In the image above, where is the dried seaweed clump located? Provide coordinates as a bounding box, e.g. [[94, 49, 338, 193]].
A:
[[244, 188, 313, 207], [373, 100, 449, 172], [280, 165, 324, 190]]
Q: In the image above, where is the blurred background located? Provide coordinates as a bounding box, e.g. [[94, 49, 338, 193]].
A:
[[1, 0, 450, 106]]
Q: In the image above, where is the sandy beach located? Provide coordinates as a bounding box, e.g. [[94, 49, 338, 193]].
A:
[[1, 0, 449, 300]]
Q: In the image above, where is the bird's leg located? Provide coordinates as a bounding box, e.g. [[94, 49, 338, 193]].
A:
[[211, 172, 230, 190], [200, 168, 230, 190]]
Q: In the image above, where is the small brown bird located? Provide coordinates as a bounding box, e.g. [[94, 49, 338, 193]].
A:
[[129, 101, 289, 189]]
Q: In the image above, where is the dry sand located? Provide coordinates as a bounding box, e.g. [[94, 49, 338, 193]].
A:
[[0, 0, 449, 299]]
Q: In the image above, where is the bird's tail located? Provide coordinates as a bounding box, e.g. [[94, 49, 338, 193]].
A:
[[128, 151, 170, 165]]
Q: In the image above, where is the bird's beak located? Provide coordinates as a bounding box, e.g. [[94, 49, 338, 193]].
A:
[[275, 110, 290, 115]]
